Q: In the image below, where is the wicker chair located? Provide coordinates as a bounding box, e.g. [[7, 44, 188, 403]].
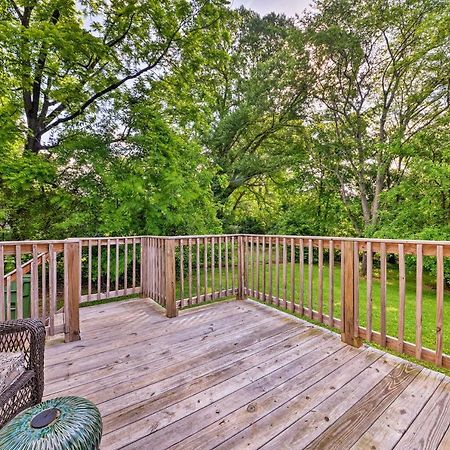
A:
[[0, 319, 45, 428]]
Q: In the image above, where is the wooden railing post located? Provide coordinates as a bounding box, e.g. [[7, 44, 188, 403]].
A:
[[140, 237, 148, 298], [237, 235, 245, 300], [341, 241, 362, 347], [165, 239, 178, 318], [64, 239, 81, 343]]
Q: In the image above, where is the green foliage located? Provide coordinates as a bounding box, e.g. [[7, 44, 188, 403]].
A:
[[0, 0, 449, 270]]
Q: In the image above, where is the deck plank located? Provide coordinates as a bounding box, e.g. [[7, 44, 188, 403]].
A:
[[206, 347, 383, 450], [103, 333, 340, 449], [99, 328, 323, 424], [303, 363, 421, 449], [262, 352, 398, 449], [394, 379, 450, 450], [45, 307, 282, 386], [42, 298, 450, 450], [351, 368, 444, 450], [54, 322, 306, 401]]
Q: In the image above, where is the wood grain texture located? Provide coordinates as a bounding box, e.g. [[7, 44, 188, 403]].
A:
[[416, 243, 423, 359], [395, 379, 450, 450], [366, 242, 373, 341], [43, 296, 450, 450], [304, 362, 420, 449], [262, 351, 395, 450], [0, 246, 4, 321], [329, 239, 334, 326], [351, 369, 444, 450], [436, 245, 444, 366]]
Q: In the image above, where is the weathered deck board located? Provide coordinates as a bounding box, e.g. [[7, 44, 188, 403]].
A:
[[44, 298, 450, 450]]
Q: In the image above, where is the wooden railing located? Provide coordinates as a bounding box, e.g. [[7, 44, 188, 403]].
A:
[[0, 237, 142, 342], [0, 239, 76, 341], [1, 233, 449, 370], [79, 237, 142, 303], [238, 235, 450, 369]]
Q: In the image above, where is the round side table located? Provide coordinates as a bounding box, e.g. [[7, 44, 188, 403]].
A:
[[0, 396, 102, 449]]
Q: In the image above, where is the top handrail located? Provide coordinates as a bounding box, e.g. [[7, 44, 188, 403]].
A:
[[239, 234, 450, 246], [1, 233, 449, 246]]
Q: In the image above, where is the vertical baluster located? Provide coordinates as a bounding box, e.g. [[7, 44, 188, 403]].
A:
[[318, 240, 324, 322], [204, 237, 208, 302], [15, 245, 23, 319], [415, 244, 423, 359], [196, 238, 201, 303], [180, 239, 185, 306], [436, 245, 444, 366], [268, 237, 273, 304], [262, 236, 266, 302], [225, 237, 229, 295], [353, 242, 359, 338], [188, 238, 193, 305], [0, 246, 4, 321], [31, 244, 38, 318], [380, 242, 387, 347], [329, 240, 334, 326], [64, 244, 69, 319], [250, 236, 254, 297], [149, 238, 153, 299], [245, 236, 249, 297], [153, 240, 157, 300], [299, 239, 304, 315], [154, 238, 157, 299], [162, 239, 166, 305], [124, 239, 128, 295], [366, 242, 373, 341], [275, 237, 280, 306], [155, 239, 159, 301], [218, 237, 222, 297], [6, 277, 12, 321], [290, 238, 295, 312], [41, 252, 46, 322], [49, 244, 56, 335], [340, 242, 345, 329], [256, 236, 260, 299], [106, 239, 111, 298], [282, 238, 287, 309], [163, 239, 166, 304], [97, 240, 102, 300], [149, 238, 153, 298], [398, 243, 406, 352], [88, 240, 92, 300], [150, 238, 154, 298], [115, 238, 120, 294], [132, 238, 137, 291], [308, 239, 313, 319], [231, 236, 235, 294], [211, 237, 215, 301], [79, 241, 83, 303], [158, 239, 163, 303]]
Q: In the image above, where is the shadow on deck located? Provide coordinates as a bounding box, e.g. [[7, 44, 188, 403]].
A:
[[44, 298, 450, 449]]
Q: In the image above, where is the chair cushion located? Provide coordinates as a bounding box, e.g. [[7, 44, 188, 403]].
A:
[[0, 352, 26, 395]]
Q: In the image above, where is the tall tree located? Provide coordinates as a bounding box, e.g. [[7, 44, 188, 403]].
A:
[[203, 9, 311, 220], [306, 0, 450, 235], [0, 0, 226, 153]]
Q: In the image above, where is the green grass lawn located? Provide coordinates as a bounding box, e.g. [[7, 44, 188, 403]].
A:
[[177, 261, 450, 357]]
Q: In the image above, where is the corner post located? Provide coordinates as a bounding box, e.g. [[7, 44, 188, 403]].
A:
[[165, 239, 178, 318], [64, 239, 81, 343], [341, 241, 362, 347], [237, 235, 245, 300]]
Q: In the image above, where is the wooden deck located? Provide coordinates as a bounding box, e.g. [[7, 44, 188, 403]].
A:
[[44, 298, 450, 450]]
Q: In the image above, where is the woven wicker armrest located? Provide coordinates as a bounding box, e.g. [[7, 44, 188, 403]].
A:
[[0, 319, 45, 427]]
